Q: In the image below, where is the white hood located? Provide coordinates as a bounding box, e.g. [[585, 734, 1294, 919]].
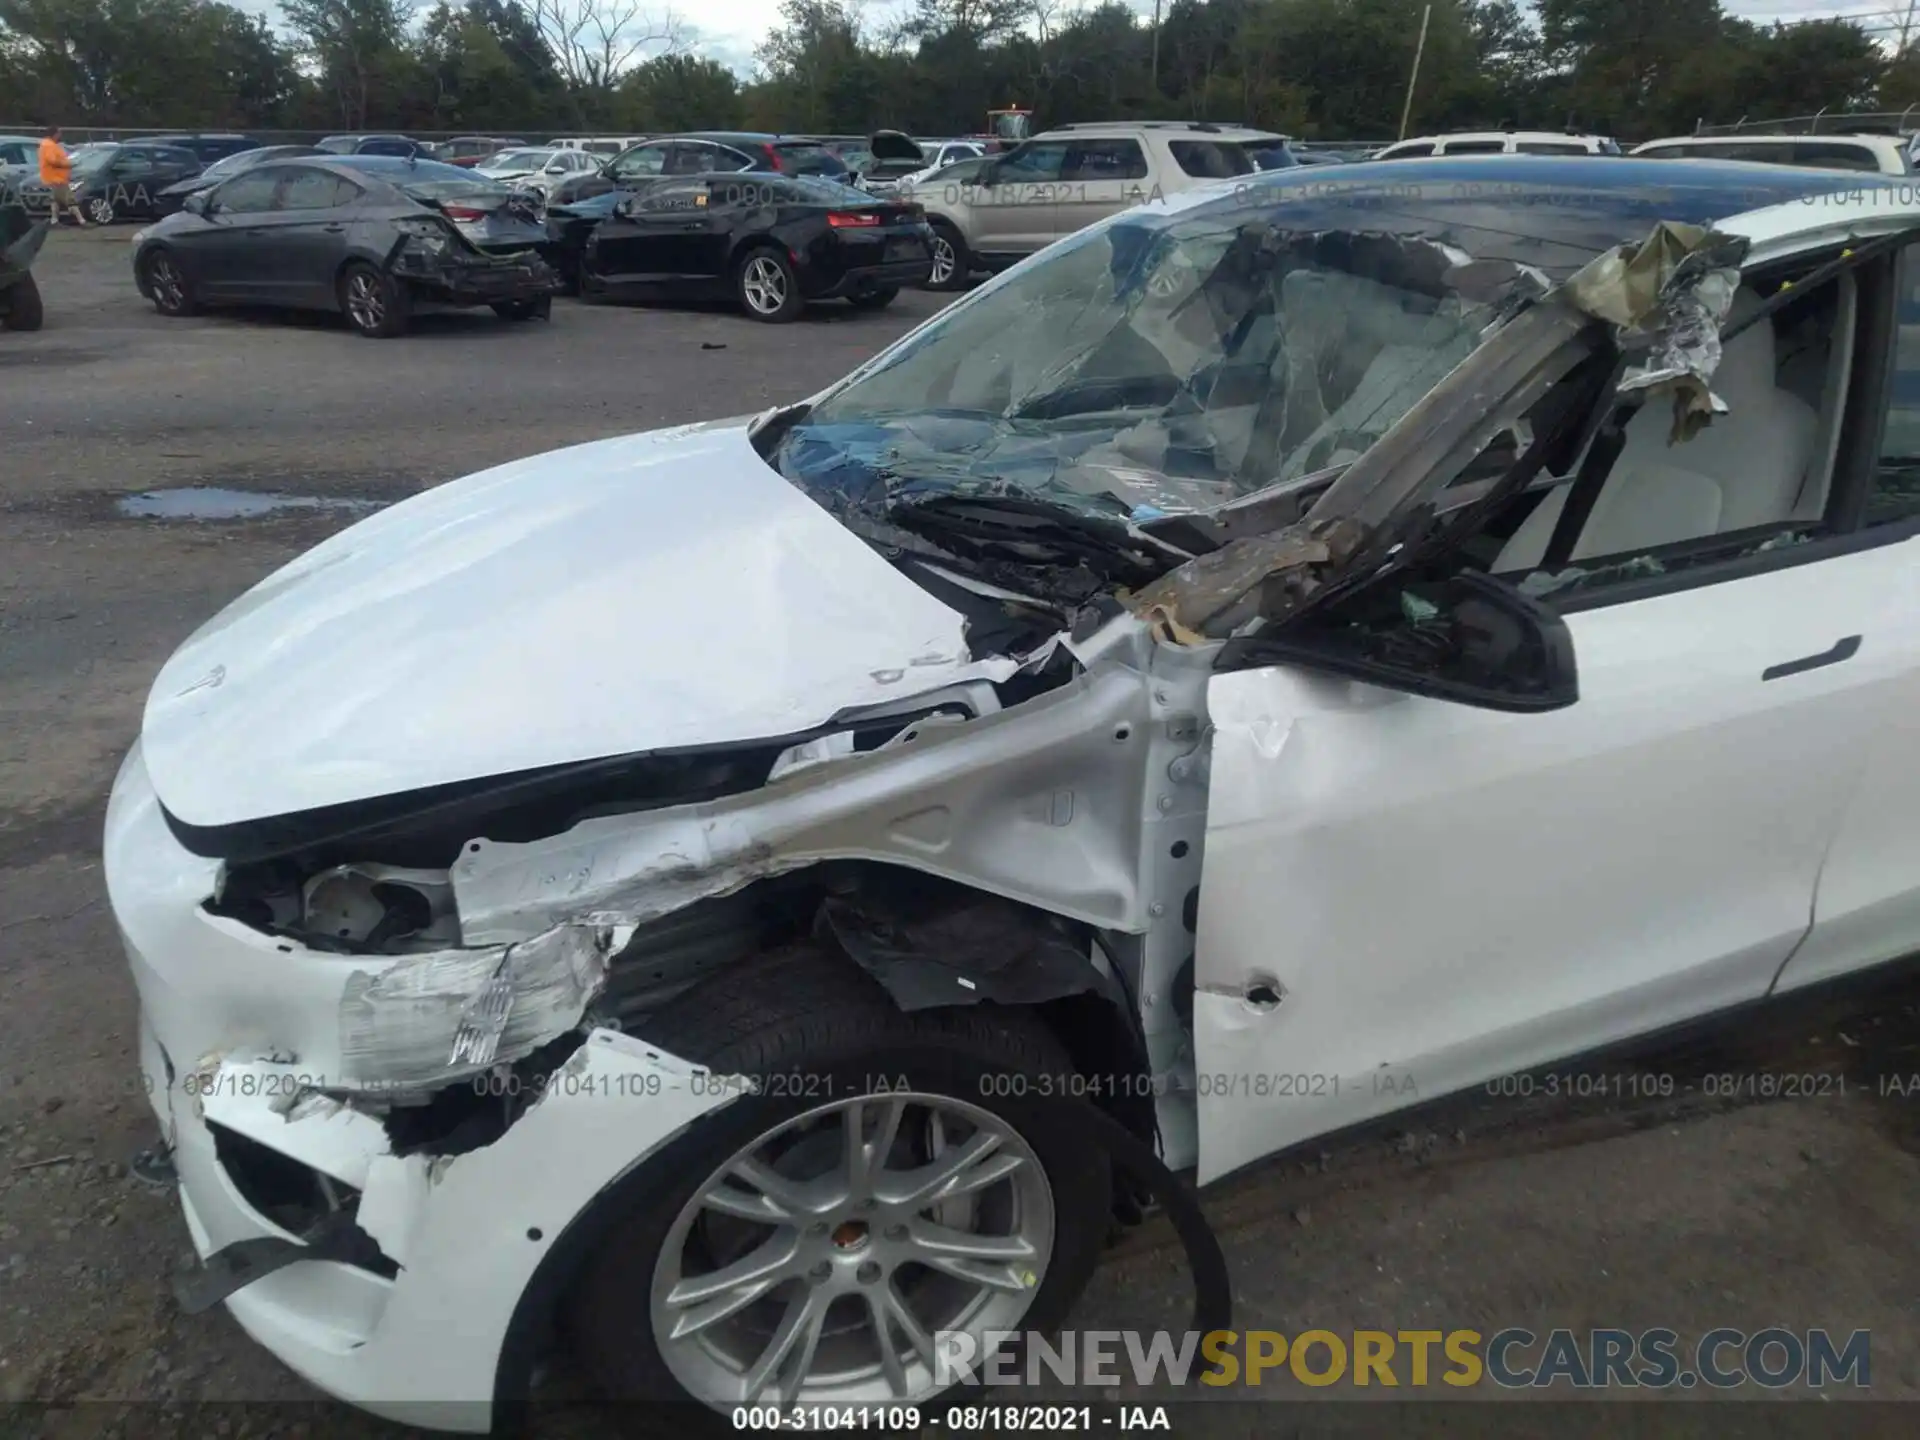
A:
[[141, 421, 993, 829]]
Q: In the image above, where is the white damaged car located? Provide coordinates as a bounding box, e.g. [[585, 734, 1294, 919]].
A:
[[107, 155, 1920, 1427]]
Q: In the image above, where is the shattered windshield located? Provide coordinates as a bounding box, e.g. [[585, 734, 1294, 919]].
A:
[[775, 209, 1518, 532]]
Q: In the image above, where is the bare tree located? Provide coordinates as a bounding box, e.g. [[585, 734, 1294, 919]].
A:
[[526, 0, 685, 101]]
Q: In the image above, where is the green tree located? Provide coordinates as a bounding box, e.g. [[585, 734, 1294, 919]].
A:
[[618, 51, 740, 128], [281, 0, 421, 129]]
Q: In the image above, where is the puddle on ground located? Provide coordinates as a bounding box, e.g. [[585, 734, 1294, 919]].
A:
[[117, 487, 387, 521]]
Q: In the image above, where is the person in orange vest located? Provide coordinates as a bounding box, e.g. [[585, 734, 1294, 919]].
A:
[[39, 124, 86, 227]]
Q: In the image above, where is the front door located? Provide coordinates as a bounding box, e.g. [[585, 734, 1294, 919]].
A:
[[588, 180, 714, 289], [969, 139, 1067, 260], [1054, 138, 1151, 239], [1194, 549, 1898, 1182], [1190, 247, 1906, 1184], [177, 168, 283, 301]]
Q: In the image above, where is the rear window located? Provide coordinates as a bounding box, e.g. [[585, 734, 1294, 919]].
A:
[[401, 176, 514, 202], [333, 156, 487, 189], [1167, 140, 1254, 179], [1792, 142, 1884, 172], [773, 142, 848, 176]]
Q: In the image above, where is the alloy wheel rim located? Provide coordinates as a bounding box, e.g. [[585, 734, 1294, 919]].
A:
[[651, 1090, 1053, 1408], [88, 197, 111, 223], [929, 236, 955, 285], [150, 258, 184, 310], [346, 274, 384, 330], [742, 256, 787, 314]]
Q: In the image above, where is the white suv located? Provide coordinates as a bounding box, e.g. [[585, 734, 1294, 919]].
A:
[[1633, 132, 1918, 174], [1372, 130, 1621, 160], [912, 121, 1285, 289]]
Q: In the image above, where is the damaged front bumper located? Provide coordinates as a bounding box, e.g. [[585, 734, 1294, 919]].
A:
[[108, 743, 737, 1430]]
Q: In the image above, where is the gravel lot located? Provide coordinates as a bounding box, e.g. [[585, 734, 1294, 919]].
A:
[[4, 226, 1920, 1437]]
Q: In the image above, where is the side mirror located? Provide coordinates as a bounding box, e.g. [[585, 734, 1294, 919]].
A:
[[974, 161, 1000, 187], [183, 191, 211, 216], [1228, 568, 1578, 713]]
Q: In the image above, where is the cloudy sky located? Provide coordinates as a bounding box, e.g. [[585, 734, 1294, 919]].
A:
[[231, 0, 1916, 85]]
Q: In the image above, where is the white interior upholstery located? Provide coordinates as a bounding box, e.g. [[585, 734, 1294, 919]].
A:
[[1790, 271, 1855, 520], [1495, 290, 1819, 573]]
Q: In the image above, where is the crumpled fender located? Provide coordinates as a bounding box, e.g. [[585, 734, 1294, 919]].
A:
[[164, 1031, 739, 1429]]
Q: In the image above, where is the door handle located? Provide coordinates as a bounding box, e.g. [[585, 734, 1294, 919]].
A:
[[1762, 635, 1861, 681], [323, 223, 346, 233]]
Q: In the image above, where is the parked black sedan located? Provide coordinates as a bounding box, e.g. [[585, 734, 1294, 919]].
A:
[[132, 156, 559, 338], [150, 145, 328, 217], [66, 142, 204, 223], [150, 133, 261, 164], [579, 173, 932, 321]]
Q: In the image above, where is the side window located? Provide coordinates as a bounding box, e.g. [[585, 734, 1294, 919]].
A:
[[212, 170, 282, 214], [1791, 143, 1883, 173], [665, 142, 715, 175], [1167, 140, 1253, 179], [1481, 266, 1861, 599], [1515, 141, 1591, 155], [1440, 140, 1507, 155], [278, 167, 356, 209], [1866, 247, 1920, 526], [1062, 139, 1148, 182], [995, 141, 1067, 182], [610, 144, 668, 180]]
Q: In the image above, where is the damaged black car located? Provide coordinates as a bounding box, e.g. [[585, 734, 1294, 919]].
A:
[[131, 155, 560, 338]]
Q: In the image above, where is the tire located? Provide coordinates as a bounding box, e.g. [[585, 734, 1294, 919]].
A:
[[847, 287, 898, 312], [84, 195, 114, 226], [141, 250, 196, 317], [561, 944, 1111, 1419], [491, 295, 551, 321], [0, 274, 43, 332], [338, 262, 411, 339], [735, 246, 804, 323], [925, 222, 970, 291]]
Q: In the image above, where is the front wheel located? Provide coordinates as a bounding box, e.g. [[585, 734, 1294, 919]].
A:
[[339, 262, 411, 338], [142, 251, 196, 317], [492, 295, 551, 321], [1, 274, 43, 332], [847, 287, 898, 312], [925, 223, 969, 292], [562, 946, 1111, 1416], [735, 248, 804, 323], [84, 195, 114, 225]]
